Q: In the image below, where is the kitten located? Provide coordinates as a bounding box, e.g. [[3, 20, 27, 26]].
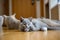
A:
[[20, 17, 48, 32], [20, 17, 60, 32], [20, 17, 36, 32], [3, 14, 20, 29]]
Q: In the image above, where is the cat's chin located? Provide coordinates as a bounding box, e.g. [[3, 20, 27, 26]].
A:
[[24, 29, 30, 32]]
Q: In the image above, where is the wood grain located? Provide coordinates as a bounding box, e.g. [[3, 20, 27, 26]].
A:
[[1, 30, 60, 40]]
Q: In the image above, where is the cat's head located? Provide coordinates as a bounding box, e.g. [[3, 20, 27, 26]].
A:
[[20, 17, 33, 32], [3, 14, 19, 25], [3, 13, 16, 19]]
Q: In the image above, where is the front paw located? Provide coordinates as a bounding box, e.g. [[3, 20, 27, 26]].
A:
[[41, 27, 47, 31]]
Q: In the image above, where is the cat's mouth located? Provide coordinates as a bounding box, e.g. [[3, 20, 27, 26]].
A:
[[20, 27, 31, 32]]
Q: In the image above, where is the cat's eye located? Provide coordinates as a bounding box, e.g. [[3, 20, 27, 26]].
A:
[[24, 24, 26, 25]]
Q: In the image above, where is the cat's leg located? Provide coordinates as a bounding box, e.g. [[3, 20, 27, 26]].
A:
[[47, 20, 60, 27]]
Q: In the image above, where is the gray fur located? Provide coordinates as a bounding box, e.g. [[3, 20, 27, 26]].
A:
[[20, 17, 60, 32], [20, 17, 48, 32]]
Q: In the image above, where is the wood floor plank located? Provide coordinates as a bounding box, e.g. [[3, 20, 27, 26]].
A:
[[0, 30, 60, 40]]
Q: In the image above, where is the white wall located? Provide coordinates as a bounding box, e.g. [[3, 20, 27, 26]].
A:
[[50, 0, 57, 9], [58, 0, 60, 4]]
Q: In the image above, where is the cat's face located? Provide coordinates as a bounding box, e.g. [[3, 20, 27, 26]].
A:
[[20, 17, 34, 32]]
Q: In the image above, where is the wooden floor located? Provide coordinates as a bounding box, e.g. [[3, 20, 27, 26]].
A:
[[0, 30, 60, 40]]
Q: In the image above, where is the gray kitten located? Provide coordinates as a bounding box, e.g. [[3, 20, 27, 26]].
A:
[[20, 17, 48, 32], [20, 17, 60, 32], [20, 17, 35, 32]]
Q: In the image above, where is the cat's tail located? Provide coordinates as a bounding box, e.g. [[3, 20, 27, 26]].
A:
[[47, 27, 60, 30]]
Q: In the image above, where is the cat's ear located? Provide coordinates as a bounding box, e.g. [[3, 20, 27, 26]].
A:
[[20, 16, 24, 22], [28, 17, 32, 22], [3, 15, 7, 18], [12, 13, 16, 17]]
